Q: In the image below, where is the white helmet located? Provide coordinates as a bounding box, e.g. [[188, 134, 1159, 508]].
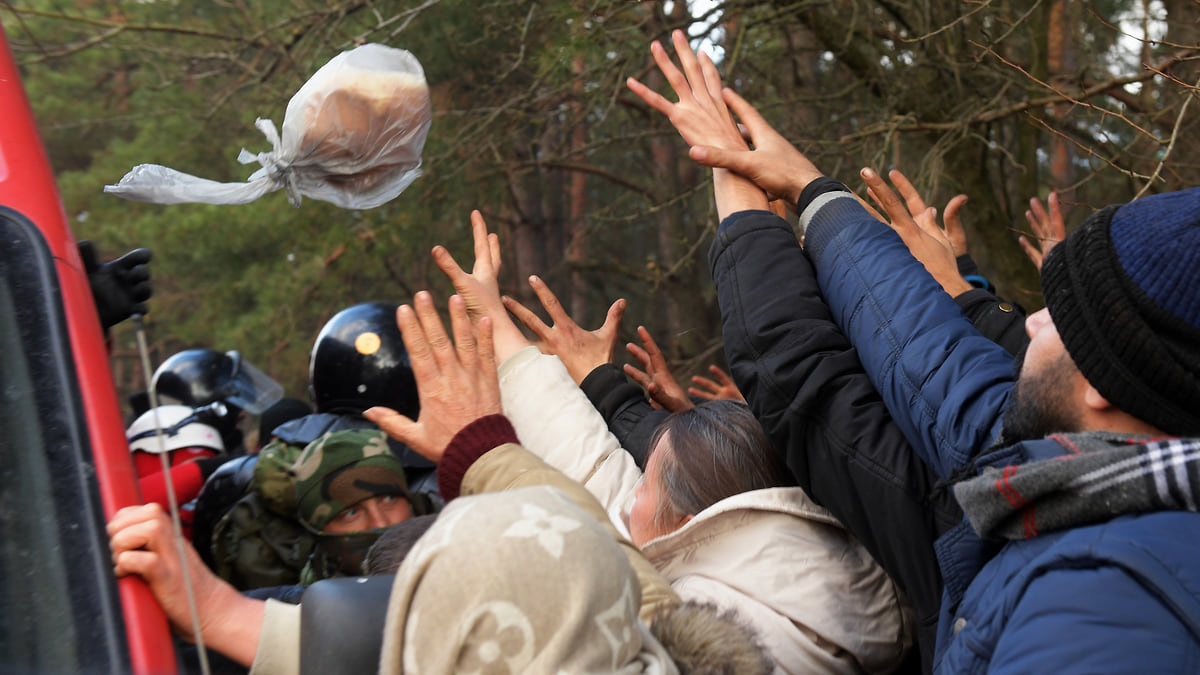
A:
[[126, 405, 225, 454]]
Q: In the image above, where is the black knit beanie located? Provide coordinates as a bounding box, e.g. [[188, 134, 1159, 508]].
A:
[[1040, 188, 1200, 436]]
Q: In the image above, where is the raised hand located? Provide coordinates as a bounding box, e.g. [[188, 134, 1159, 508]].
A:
[[430, 209, 530, 360], [880, 169, 970, 257], [431, 210, 503, 323], [1021, 192, 1066, 271], [364, 293, 501, 464], [624, 326, 693, 413], [625, 30, 772, 217], [689, 364, 745, 403], [500, 275, 627, 385], [862, 168, 973, 297], [626, 30, 747, 154], [80, 240, 153, 329]]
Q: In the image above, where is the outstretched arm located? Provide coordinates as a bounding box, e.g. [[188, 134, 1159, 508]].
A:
[[868, 168, 1029, 356], [500, 274, 625, 386], [108, 503, 265, 668], [503, 276, 667, 468], [364, 293, 501, 466], [429, 210, 532, 362], [363, 290, 679, 623], [626, 30, 771, 218]]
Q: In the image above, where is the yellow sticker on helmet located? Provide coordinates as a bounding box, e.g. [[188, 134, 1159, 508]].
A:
[[355, 331, 382, 355]]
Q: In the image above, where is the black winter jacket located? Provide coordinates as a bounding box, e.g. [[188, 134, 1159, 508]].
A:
[[710, 209, 959, 673]]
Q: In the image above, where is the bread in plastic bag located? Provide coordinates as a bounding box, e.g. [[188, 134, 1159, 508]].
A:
[[104, 44, 432, 210]]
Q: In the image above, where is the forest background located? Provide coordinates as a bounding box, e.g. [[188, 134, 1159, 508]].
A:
[[3, 0, 1198, 415]]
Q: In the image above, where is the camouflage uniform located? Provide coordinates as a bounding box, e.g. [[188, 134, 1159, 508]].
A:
[[293, 429, 419, 584], [212, 428, 427, 589], [293, 429, 408, 530]]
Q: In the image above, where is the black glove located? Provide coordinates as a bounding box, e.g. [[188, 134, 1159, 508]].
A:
[[78, 240, 153, 330]]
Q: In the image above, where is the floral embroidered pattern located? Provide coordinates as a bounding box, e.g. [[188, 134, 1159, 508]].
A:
[[501, 502, 581, 558], [457, 601, 535, 674]]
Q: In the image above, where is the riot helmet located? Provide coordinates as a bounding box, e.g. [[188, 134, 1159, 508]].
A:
[[309, 302, 418, 417], [153, 348, 283, 415]]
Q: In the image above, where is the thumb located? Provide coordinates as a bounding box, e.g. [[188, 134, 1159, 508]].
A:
[[363, 406, 418, 445], [600, 298, 626, 335], [689, 144, 754, 173], [77, 240, 101, 274]]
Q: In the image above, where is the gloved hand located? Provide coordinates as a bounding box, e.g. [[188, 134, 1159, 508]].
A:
[[78, 240, 153, 329]]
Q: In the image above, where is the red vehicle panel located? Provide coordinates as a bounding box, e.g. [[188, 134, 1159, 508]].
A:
[[0, 24, 178, 674]]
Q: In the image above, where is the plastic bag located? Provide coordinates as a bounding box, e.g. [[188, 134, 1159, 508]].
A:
[[104, 44, 432, 210]]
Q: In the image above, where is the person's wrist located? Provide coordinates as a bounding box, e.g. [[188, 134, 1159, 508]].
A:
[[941, 275, 975, 297]]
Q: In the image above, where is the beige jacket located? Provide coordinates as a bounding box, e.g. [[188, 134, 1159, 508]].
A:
[[249, 440, 680, 675], [498, 347, 913, 674]]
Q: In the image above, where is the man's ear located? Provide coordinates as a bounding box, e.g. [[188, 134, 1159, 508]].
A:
[[1083, 383, 1112, 412]]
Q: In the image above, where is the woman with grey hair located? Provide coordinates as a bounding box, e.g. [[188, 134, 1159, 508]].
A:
[[404, 211, 914, 675]]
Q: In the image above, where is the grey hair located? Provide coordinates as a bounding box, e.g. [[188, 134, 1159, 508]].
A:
[[646, 400, 794, 531]]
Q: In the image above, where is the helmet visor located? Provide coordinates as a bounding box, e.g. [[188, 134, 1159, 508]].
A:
[[217, 350, 284, 414]]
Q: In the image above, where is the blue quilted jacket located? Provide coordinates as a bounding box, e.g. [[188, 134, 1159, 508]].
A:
[[803, 194, 1200, 673]]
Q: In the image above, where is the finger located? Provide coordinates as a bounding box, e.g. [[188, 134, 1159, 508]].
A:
[[688, 144, 754, 175], [887, 169, 928, 219], [913, 206, 939, 236], [943, 195, 968, 233], [721, 88, 775, 144], [942, 194, 969, 256], [650, 39, 691, 104], [448, 295, 477, 369], [691, 375, 720, 390], [671, 29, 707, 101], [476, 316, 499, 399], [698, 51, 728, 113], [622, 362, 652, 389], [528, 275, 572, 327], [636, 325, 666, 366], [413, 291, 454, 366], [1018, 236, 1043, 269], [123, 264, 151, 285], [107, 503, 165, 536], [488, 233, 502, 273], [363, 406, 420, 446], [860, 168, 917, 235], [469, 210, 496, 276], [626, 342, 653, 371], [501, 295, 551, 338], [109, 516, 170, 560], [710, 364, 735, 385], [688, 387, 717, 400], [626, 76, 676, 116], [1027, 197, 1049, 236], [431, 245, 469, 287], [1046, 191, 1066, 239], [395, 303, 436, 383], [113, 548, 168, 580]]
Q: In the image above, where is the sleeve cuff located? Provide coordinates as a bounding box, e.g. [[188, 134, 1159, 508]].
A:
[[718, 209, 777, 235], [796, 177, 851, 218], [437, 415, 520, 501]]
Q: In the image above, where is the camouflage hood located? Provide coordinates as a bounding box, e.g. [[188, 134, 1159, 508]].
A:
[[292, 428, 409, 531]]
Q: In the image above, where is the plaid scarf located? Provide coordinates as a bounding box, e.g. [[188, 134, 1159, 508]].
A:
[[954, 433, 1200, 540]]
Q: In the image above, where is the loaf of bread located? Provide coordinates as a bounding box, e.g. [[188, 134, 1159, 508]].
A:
[[297, 68, 431, 171]]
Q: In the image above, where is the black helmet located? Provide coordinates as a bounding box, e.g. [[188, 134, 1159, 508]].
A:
[[153, 348, 283, 415], [189, 453, 258, 569], [309, 302, 418, 417]]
